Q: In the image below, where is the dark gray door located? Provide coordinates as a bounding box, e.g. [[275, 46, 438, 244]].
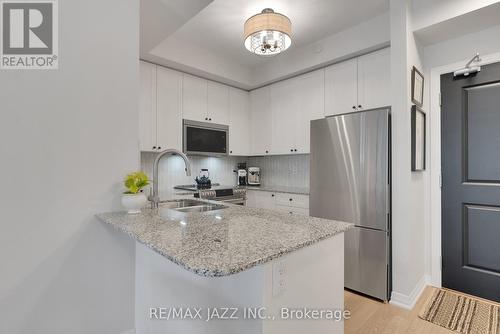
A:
[[441, 62, 500, 302]]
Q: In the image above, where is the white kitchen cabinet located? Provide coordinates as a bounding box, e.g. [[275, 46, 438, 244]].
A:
[[139, 61, 183, 152], [275, 205, 309, 216], [156, 66, 182, 151], [250, 86, 273, 155], [274, 193, 309, 209], [207, 81, 229, 124], [295, 69, 324, 153], [271, 78, 299, 155], [270, 69, 324, 155], [183, 74, 231, 125], [182, 74, 207, 122], [325, 48, 390, 117], [325, 58, 358, 117], [246, 190, 276, 209], [247, 190, 309, 215], [357, 48, 391, 110], [229, 87, 251, 156], [139, 61, 157, 151]]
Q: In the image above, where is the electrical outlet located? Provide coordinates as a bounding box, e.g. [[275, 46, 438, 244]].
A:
[[272, 260, 286, 296]]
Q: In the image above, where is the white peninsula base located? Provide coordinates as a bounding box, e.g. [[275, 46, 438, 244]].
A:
[[135, 233, 345, 334]]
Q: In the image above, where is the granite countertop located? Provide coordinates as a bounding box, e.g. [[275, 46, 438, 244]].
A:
[[242, 185, 310, 195], [96, 202, 351, 277]]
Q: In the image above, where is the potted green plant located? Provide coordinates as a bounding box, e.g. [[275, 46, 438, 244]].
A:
[[121, 171, 150, 214]]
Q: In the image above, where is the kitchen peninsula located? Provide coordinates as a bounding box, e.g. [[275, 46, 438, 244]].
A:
[[97, 201, 351, 334]]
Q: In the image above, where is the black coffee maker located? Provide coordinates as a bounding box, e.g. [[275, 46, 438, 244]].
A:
[[236, 163, 247, 186]]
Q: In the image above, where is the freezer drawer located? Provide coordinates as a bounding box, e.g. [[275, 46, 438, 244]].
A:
[[345, 226, 389, 301]]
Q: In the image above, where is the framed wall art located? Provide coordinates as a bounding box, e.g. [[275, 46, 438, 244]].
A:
[[411, 66, 424, 107], [411, 105, 426, 171]]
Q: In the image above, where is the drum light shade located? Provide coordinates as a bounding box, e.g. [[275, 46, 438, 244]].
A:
[[244, 8, 292, 56]]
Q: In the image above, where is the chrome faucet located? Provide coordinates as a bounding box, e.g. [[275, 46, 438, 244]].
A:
[[149, 148, 191, 209]]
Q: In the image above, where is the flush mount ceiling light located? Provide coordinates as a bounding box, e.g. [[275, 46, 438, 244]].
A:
[[244, 8, 292, 56]]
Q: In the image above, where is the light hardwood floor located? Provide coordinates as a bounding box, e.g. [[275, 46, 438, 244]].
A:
[[345, 286, 454, 334]]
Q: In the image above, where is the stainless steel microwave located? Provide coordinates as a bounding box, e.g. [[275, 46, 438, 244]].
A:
[[183, 120, 228, 156]]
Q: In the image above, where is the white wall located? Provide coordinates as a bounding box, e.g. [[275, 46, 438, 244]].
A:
[[411, 0, 500, 31], [389, 0, 427, 309], [424, 24, 500, 70], [0, 0, 139, 333]]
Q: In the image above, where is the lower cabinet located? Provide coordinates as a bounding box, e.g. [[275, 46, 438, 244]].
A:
[[275, 206, 309, 215], [246, 190, 309, 215], [246, 190, 276, 210]]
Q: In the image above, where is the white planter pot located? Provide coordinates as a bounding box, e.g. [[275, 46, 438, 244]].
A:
[[121, 193, 148, 214]]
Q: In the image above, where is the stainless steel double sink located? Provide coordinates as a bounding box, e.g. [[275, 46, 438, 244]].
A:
[[160, 199, 227, 213]]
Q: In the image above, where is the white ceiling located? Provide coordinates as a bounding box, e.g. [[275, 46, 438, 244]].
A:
[[163, 0, 389, 67], [140, 0, 213, 55], [142, 0, 390, 88]]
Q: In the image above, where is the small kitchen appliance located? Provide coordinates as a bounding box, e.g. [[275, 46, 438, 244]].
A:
[[194, 169, 211, 189], [183, 120, 228, 156], [236, 162, 247, 186], [247, 167, 261, 185]]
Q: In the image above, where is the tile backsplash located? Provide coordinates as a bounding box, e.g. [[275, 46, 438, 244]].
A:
[[140, 152, 245, 199], [247, 154, 309, 189], [140, 152, 309, 199]]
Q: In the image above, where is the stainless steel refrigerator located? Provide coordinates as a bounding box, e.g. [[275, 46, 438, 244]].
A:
[[310, 108, 391, 301]]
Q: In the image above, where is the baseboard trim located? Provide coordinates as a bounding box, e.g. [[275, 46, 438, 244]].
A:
[[390, 275, 429, 310]]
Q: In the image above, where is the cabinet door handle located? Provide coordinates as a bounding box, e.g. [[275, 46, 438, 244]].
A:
[[290, 149, 293, 152], [205, 117, 208, 120], [271, 194, 274, 197], [294, 149, 297, 152], [352, 106, 356, 109], [358, 105, 362, 109], [152, 146, 157, 150], [157, 146, 161, 150], [209, 118, 212, 121], [265, 150, 269, 154], [230, 150, 232, 154], [289, 198, 293, 201]]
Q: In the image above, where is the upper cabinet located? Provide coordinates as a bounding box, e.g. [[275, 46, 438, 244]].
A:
[[325, 58, 358, 117], [271, 78, 299, 155], [250, 86, 273, 155], [270, 69, 325, 155], [228, 87, 251, 156], [156, 66, 182, 151], [207, 81, 229, 124], [139, 61, 182, 152], [325, 48, 390, 116], [182, 74, 208, 122], [294, 69, 324, 154], [182, 74, 229, 124], [139, 48, 390, 155], [357, 48, 391, 111], [139, 61, 157, 152]]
